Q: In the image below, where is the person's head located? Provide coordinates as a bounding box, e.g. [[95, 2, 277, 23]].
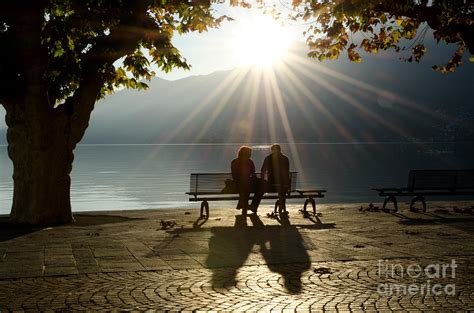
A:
[[237, 145, 252, 159], [271, 144, 281, 154]]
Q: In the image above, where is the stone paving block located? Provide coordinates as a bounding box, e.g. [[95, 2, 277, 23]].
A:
[[0, 261, 44, 275], [44, 255, 76, 267], [77, 264, 101, 274], [5, 244, 44, 252], [45, 247, 73, 256], [97, 259, 145, 272], [92, 247, 131, 258], [44, 266, 79, 276], [4, 251, 44, 261], [0, 270, 44, 279], [166, 259, 203, 270]]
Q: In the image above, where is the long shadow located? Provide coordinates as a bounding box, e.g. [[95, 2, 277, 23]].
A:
[[204, 215, 334, 294], [165, 214, 335, 293], [393, 213, 474, 234], [205, 215, 258, 288], [258, 214, 311, 293], [0, 217, 42, 242], [72, 214, 145, 226], [0, 214, 144, 242]]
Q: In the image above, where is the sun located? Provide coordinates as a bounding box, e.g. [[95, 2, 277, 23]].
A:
[[234, 14, 292, 67]]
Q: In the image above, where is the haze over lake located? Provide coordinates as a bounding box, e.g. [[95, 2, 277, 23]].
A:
[[1, 143, 473, 214]]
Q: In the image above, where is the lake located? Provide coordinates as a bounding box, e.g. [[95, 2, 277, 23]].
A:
[[1, 143, 473, 214]]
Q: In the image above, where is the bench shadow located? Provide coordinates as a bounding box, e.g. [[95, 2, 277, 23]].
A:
[[192, 216, 209, 229], [392, 213, 474, 234]]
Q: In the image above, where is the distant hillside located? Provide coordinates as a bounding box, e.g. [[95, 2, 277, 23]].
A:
[[1, 42, 473, 144]]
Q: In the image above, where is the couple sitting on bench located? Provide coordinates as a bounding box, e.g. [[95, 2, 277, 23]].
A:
[[231, 144, 290, 215]]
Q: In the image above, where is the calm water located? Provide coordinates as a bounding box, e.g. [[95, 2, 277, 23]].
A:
[[1, 143, 473, 214]]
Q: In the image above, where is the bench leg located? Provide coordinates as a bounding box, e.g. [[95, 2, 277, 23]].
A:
[[200, 201, 209, 218], [410, 195, 427, 212], [383, 196, 398, 212], [303, 198, 316, 216], [273, 200, 288, 215]]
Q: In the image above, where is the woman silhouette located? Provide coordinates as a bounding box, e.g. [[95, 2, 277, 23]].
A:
[[231, 146, 256, 215]]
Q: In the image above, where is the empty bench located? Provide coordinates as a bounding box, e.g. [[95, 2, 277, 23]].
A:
[[186, 172, 326, 217], [372, 169, 474, 212]]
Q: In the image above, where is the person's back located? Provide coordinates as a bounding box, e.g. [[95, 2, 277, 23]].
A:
[[261, 145, 290, 191], [261, 144, 290, 212], [231, 157, 255, 185], [231, 146, 256, 214]]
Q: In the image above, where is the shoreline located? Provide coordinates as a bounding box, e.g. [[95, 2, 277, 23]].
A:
[[1, 199, 473, 220]]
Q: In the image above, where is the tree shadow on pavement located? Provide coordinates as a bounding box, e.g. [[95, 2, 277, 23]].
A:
[[72, 214, 145, 226], [0, 217, 42, 242]]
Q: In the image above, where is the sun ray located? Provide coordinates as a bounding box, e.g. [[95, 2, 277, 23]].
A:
[[266, 67, 305, 179], [190, 67, 250, 144], [158, 68, 245, 145], [138, 69, 247, 169], [290, 53, 451, 123], [262, 71, 277, 143], [275, 60, 355, 142], [227, 68, 261, 143], [288, 55, 412, 139]]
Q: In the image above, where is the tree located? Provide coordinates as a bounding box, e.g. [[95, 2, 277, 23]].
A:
[[0, 0, 472, 225], [289, 0, 473, 72], [0, 0, 224, 224]]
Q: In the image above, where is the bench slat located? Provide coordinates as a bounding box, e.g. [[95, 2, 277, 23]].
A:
[[189, 193, 325, 202], [373, 169, 474, 197], [189, 172, 298, 194]]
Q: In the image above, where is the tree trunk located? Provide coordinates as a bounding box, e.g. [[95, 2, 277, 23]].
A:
[[6, 94, 76, 225]]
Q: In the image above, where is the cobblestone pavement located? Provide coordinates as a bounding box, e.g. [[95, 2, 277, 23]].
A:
[[0, 258, 472, 311], [1, 202, 474, 311]]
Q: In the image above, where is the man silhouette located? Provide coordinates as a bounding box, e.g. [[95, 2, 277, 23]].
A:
[[252, 144, 290, 213]]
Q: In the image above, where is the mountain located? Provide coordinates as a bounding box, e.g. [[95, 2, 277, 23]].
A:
[[1, 42, 473, 144]]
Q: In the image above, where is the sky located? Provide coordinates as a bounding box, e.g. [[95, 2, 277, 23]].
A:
[[153, 3, 307, 80]]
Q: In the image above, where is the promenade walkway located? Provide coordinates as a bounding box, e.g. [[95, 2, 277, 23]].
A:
[[0, 201, 473, 311]]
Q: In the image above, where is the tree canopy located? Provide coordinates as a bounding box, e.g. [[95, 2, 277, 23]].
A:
[[288, 0, 473, 73], [0, 0, 229, 109]]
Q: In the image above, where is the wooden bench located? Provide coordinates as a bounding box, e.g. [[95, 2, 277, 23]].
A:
[[186, 172, 326, 217], [372, 169, 474, 212]]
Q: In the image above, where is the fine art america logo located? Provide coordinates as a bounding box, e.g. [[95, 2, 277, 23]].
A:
[[377, 260, 457, 296]]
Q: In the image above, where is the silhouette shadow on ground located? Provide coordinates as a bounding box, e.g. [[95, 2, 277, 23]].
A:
[[203, 214, 330, 294], [258, 214, 311, 293], [164, 214, 336, 293]]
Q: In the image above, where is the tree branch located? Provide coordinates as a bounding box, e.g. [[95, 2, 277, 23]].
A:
[[62, 0, 164, 143]]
